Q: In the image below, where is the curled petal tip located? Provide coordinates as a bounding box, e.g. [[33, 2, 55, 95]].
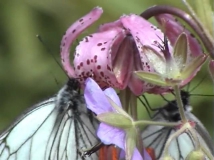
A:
[[60, 7, 103, 78], [93, 6, 103, 13]]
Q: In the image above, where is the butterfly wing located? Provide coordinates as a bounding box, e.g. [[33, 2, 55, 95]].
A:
[[185, 112, 214, 155], [142, 108, 213, 160], [0, 80, 99, 160]]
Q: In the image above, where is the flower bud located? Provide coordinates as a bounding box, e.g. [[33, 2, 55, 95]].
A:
[[159, 155, 175, 160], [186, 150, 206, 160]]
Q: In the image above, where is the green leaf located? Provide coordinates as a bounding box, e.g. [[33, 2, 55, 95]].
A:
[[142, 46, 166, 74], [181, 55, 207, 80], [97, 113, 132, 129], [173, 33, 188, 66], [194, 0, 214, 36], [135, 71, 168, 86], [125, 128, 137, 160]]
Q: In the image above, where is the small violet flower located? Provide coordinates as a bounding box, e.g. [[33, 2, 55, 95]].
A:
[[84, 78, 151, 160]]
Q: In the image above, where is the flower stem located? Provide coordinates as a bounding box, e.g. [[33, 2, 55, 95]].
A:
[[130, 93, 137, 120], [134, 120, 179, 127], [162, 123, 187, 156], [201, 145, 214, 160], [120, 89, 131, 112], [174, 85, 188, 123], [140, 5, 214, 59]]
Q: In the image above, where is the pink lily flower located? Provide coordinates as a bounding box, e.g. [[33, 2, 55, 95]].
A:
[[61, 7, 204, 95]]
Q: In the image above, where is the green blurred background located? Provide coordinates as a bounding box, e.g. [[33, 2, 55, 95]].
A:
[[0, 0, 213, 139]]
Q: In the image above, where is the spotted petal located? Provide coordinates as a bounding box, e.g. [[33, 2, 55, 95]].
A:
[[74, 27, 127, 88], [60, 7, 103, 78], [155, 14, 203, 58]]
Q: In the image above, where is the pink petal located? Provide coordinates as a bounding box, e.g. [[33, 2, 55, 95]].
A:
[[84, 78, 114, 114], [155, 14, 203, 58], [112, 36, 134, 88], [98, 19, 123, 32], [128, 46, 154, 95], [120, 14, 172, 54], [60, 7, 103, 78], [74, 27, 127, 89]]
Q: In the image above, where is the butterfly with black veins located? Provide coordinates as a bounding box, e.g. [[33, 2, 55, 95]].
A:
[[0, 78, 100, 160], [141, 90, 214, 160]]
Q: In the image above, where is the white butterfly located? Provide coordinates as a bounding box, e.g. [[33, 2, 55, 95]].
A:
[[141, 90, 214, 160], [0, 78, 99, 160]]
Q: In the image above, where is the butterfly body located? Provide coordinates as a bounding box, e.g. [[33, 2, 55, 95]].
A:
[[141, 90, 214, 160], [0, 78, 99, 160]]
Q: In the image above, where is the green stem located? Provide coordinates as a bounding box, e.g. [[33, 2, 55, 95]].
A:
[[119, 89, 131, 112], [174, 85, 188, 122], [200, 145, 214, 160], [134, 120, 179, 127], [130, 93, 137, 120], [162, 123, 187, 156]]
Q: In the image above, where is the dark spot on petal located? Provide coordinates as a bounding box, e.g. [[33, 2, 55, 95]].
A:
[[100, 72, 104, 77], [97, 65, 101, 70], [62, 58, 64, 62], [79, 18, 83, 22], [77, 65, 80, 70], [87, 59, 90, 65], [94, 55, 98, 60], [72, 29, 76, 33], [85, 37, 89, 42], [91, 59, 94, 63], [80, 62, 83, 67], [89, 35, 93, 37], [104, 42, 107, 44], [101, 48, 105, 51], [86, 72, 90, 76], [97, 43, 102, 46], [107, 65, 111, 71]]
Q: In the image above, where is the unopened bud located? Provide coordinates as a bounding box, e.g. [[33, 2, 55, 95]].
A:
[[186, 150, 206, 160], [160, 155, 175, 160]]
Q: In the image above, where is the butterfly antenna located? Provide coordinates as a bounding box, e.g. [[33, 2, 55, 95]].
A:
[[160, 92, 181, 109], [189, 74, 207, 93], [36, 35, 69, 78], [50, 71, 60, 87], [160, 94, 170, 103]]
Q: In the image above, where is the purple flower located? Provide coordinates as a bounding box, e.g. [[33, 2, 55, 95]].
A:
[[84, 78, 151, 160]]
